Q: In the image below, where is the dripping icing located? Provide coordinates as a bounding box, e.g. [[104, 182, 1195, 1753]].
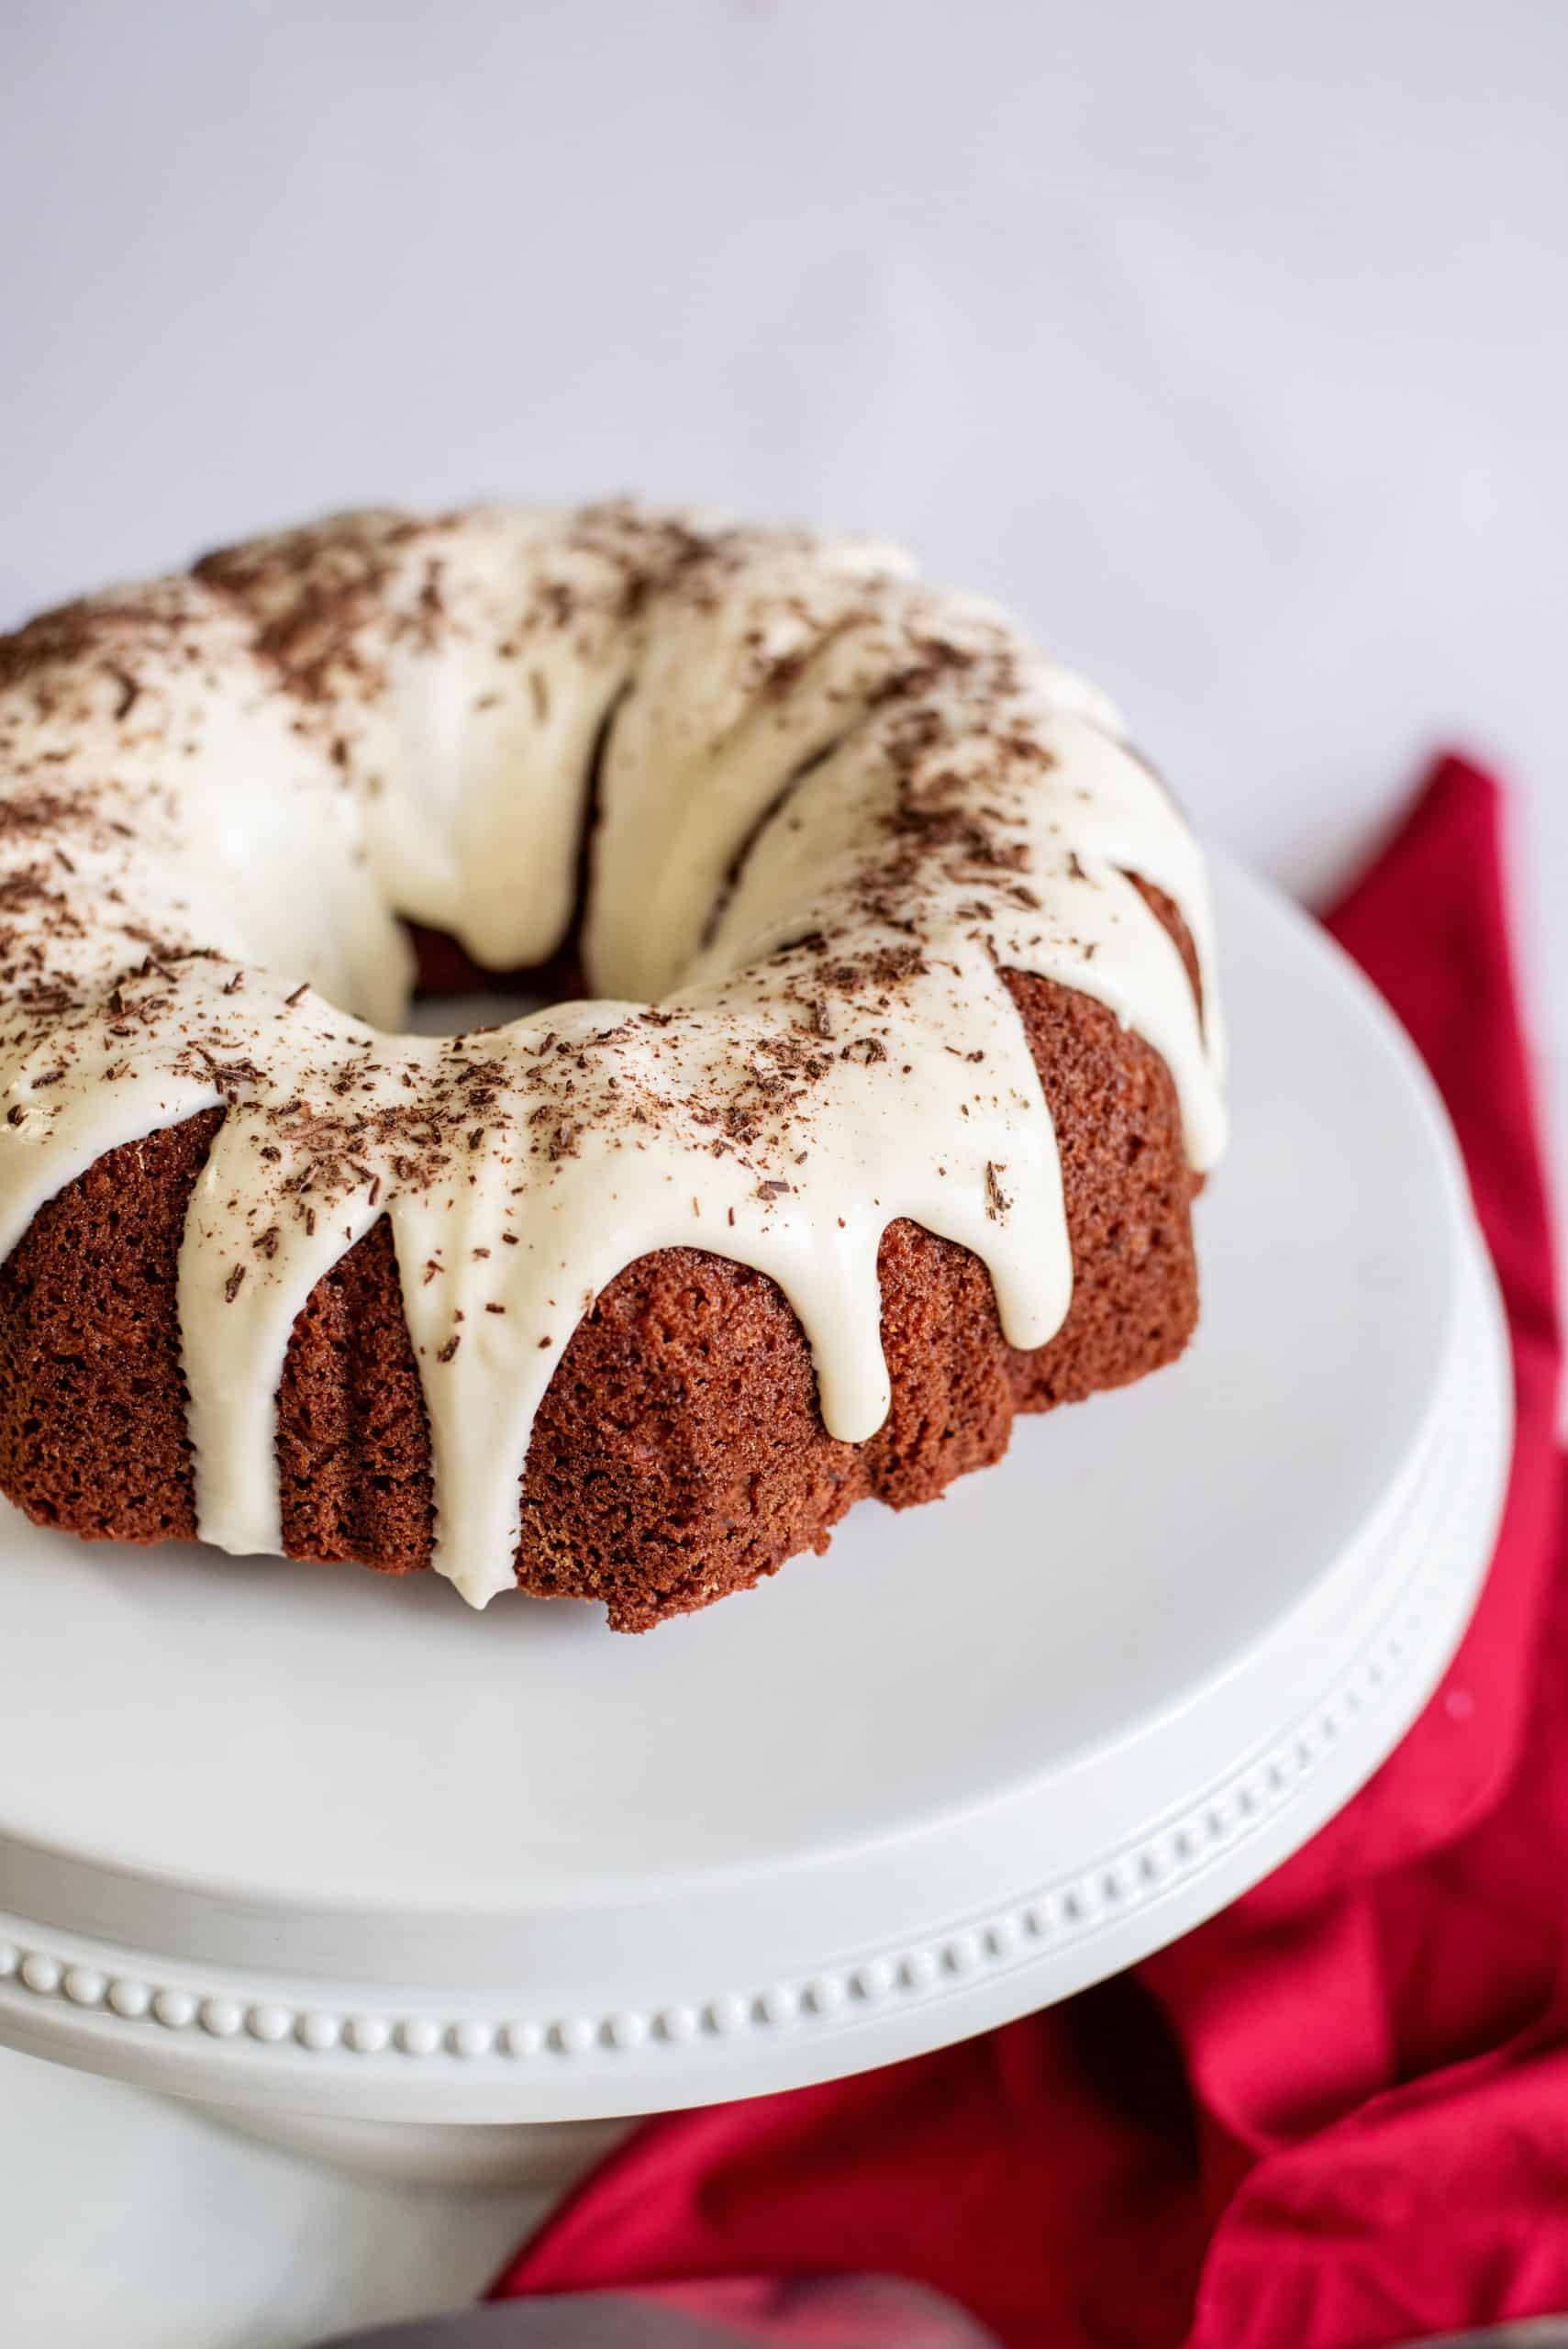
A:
[[0, 503, 1225, 1607]]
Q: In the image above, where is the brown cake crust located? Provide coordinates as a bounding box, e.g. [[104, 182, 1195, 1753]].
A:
[[0, 894, 1202, 1628]]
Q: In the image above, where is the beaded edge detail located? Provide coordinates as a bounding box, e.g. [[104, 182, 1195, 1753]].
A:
[[0, 1480, 1476, 2070]]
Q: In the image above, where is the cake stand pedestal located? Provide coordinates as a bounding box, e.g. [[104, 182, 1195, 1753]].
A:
[[0, 865, 1511, 2181]]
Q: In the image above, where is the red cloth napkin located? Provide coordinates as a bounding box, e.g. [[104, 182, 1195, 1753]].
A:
[[493, 757, 1567, 2348]]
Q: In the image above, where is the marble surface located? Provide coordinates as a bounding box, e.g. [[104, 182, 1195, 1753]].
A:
[[1, 0, 1564, 2341]]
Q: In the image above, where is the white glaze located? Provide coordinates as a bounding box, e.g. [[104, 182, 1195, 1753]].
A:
[[0, 504, 1225, 1607]]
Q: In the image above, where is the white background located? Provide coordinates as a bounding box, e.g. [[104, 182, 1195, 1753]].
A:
[[2, 2, 1565, 2342]]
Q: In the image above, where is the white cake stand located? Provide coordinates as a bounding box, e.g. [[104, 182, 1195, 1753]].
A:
[[0, 864, 1511, 2184]]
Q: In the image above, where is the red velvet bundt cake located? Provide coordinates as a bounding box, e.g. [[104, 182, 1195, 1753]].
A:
[[0, 503, 1225, 1628]]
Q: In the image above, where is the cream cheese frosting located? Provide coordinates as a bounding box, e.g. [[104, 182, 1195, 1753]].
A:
[[0, 503, 1226, 1606]]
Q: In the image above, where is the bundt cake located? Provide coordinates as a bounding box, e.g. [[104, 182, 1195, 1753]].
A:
[[0, 503, 1226, 1628]]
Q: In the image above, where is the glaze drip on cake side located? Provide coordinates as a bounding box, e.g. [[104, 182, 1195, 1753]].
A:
[[0, 505, 1226, 1607]]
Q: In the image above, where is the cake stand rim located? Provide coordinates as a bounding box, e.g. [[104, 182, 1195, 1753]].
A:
[[0, 1208, 1510, 2121], [0, 857, 1512, 2119]]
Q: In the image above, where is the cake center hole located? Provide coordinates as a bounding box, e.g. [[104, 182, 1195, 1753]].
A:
[[399, 921, 591, 1038]]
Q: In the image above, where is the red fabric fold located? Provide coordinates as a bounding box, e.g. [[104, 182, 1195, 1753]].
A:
[[494, 756, 1567, 2348]]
